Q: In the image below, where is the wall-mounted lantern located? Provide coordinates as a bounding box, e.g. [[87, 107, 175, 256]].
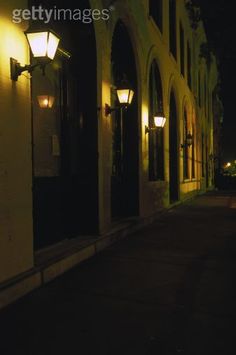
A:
[[181, 132, 193, 148], [37, 95, 55, 109], [145, 110, 166, 134], [105, 78, 134, 116], [116, 87, 134, 106], [10, 29, 60, 81]]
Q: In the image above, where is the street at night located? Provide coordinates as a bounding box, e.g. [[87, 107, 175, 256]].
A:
[[1, 191, 236, 355], [1, 1, 236, 353]]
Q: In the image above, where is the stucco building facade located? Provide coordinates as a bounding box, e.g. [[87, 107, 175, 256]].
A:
[[0, 0, 222, 306]]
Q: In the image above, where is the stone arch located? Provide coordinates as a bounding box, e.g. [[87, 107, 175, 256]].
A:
[[146, 45, 165, 97]]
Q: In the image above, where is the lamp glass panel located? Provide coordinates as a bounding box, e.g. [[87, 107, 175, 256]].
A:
[[47, 32, 60, 60], [154, 115, 166, 128], [27, 32, 48, 57], [37, 95, 55, 108], [117, 89, 134, 104], [117, 89, 129, 104], [128, 89, 134, 104], [48, 96, 55, 108]]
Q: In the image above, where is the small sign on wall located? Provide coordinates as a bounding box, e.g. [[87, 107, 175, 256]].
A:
[[52, 134, 60, 156]]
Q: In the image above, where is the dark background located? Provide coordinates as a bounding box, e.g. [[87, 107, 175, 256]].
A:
[[194, 0, 236, 163]]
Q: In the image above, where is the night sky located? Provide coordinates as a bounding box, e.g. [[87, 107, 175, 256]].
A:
[[194, 0, 236, 162]]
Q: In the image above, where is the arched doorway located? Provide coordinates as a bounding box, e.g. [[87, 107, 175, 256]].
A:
[[111, 21, 139, 218], [148, 60, 165, 181], [31, 0, 98, 249], [169, 90, 179, 202]]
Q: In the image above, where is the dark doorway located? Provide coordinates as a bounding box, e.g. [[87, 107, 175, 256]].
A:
[[148, 61, 165, 181], [111, 22, 139, 218], [169, 90, 179, 202], [32, 0, 98, 249]]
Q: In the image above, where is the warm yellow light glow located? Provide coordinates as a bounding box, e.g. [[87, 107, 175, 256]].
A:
[[117, 89, 134, 105], [37, 95, 55, 108], [141, 104, 149, 172], [226, 162, 231, 168], [142, 104, 149, 127], [0, 17, 28, 79], [26, 31, 60, 60], [102, 80, 111, 118], [154, 115, 166, 128]]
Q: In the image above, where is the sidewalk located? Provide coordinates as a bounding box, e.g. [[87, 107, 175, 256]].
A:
[[0, 204, 167, 310], [1, 190, 236, 355]]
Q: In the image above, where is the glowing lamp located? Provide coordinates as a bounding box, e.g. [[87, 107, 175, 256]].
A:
[[10, 29, 60, 81], [105, 77, 135, 116], [145, 110, 166, 134], [154, 114, 166, 128], [117, 88, 134, 105], [37, 95, 55, 109], [25, 30, 60, 61]]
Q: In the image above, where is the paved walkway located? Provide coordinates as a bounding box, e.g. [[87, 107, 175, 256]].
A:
[[0, 191, 236, 355]]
